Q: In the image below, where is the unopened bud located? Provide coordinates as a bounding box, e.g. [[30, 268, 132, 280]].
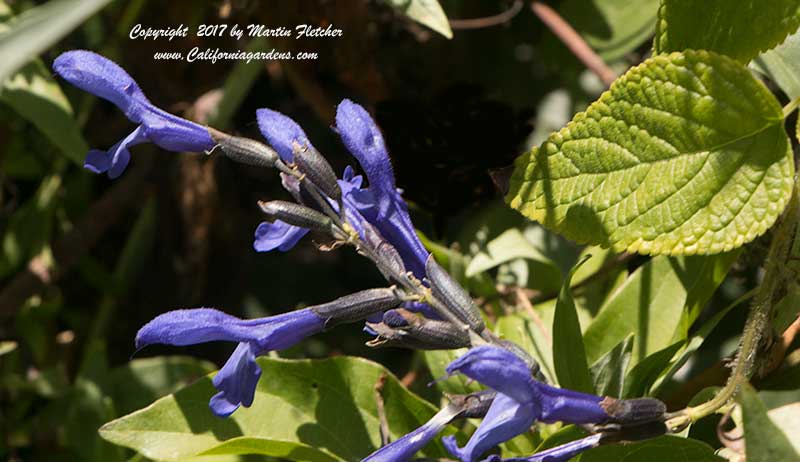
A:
[[366, 310, 470, 350], [311, 287, 402, 327], [425, 255, 485, 333], [209, 128, 278, 168], [258, 200, 332, 231], [362, 224, 406, 278], [600, 397, 667, 425], [292, 142, 342, 203]]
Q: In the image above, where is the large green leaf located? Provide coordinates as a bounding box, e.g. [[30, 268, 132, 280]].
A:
[[582, 254, 733, 365], [385, 0, 452, 39], [552, 257, 593, 392], [100, 356, 449, 462], [0, 0, 113, 84], [506, 50, 793, 256], [738, 383, 800, 462], [579, 435, 723, 462], [752, 28, 800, 99], [556, 0, 659, 61], [654, 0, 800, 63]]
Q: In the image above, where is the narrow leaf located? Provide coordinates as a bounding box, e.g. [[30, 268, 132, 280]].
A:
[[738, 382, 800, 462], [0, 0, 113, 83], [552, 256, 594, 392], [622, 341, 683, 398], [752, 28, 800, 99], [590, 334, 634, 398], [654, 0, 800, 63], [506, 50, 793, 256]]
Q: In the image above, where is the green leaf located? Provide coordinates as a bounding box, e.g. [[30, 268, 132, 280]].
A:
[[2, 60, 88, 165], [555, 0, 660, 61], [650, 288, 752, 395], [465, 228, 555, 277], [552, 256, 593, 392], [422, 348, 481, 395], [654, 0, 800, 63], [385, 0, 452, 39], [622, 341, 682, 398], [100, 356, 448, 462], [738, 382, 800, 462], [582, 254, 732, 365], [105, 356, 216, 415], [579, 435, 723, 462], [506, 50, 794, 256], [0, 0, 113, 84], [590, 334, 633, 398], [752, 28, 800, 99]]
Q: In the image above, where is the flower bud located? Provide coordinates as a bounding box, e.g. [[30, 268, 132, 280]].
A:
[[600, 397, 667, 425], [292, 142, 342, 203], [209, 128, 278, 168], [366, 310, 470, 350], [311, 287, 402, 327], [425, 255, 485, 333], [258, 200, 332, 231], [362, 224, 406, 278]]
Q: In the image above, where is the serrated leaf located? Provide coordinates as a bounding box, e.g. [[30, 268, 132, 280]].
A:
[[738, 382, 800, 462], [385, 0, 452, 39], [579, 435, 723, 462], [582, 254, 732, 365], [554, 0, 659, 61], [752, 28, 800, 99], [506, 50, 793, 256], [654, 0, 800, 63], [552, 257, 593, 392], [590, 334, 633, 398], [100, 356, 448, 462]]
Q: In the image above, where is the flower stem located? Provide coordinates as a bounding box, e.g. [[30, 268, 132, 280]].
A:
[[783, 96, 800, 118], [668, 184, 800, 431]]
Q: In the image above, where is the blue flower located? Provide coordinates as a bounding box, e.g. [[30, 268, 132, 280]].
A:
[[482, 433, 602, 462], [362, 405, 462, 462], [443, 347, 611, 462], [254, 100, 430, 279], [136, 307, 325, 417], [53, 50, 214, 178]]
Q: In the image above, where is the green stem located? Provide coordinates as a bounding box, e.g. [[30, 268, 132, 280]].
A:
[[783, 96, 800, 118], [668, 185, 800, 431]]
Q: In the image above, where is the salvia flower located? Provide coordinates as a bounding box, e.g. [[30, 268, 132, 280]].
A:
[[53, 50, 214, 178], [136, 288, 401, 417], [136, 307, 325, 417], [442, 346, 614, 462]]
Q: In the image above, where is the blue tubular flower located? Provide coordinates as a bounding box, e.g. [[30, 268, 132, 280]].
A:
[[335, 100, 430, 278], [362, 405, 462, 462], [53, 50, 214, 178], [443, 347, 613, 462], [136, 308, 326, 416], [482, 433, 602, 462]]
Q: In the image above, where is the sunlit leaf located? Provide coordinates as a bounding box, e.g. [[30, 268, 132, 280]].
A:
[[506, 50, 793, 256]]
